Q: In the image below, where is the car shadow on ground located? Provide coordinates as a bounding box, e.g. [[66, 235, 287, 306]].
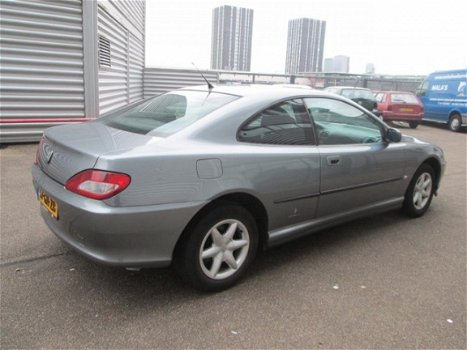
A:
[[387, 121, 467, 133], [65, 208, 409, 304], [419, 121, 467, 132]]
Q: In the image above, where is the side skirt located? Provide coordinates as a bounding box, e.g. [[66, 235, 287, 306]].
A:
[[267, 197, 404, 248]]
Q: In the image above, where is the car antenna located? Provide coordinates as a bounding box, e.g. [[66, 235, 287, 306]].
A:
[[192, 62, 214, 90]]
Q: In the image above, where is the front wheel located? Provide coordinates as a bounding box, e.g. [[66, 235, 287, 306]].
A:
[[403, 164, 435, 218], [174, 203, 258, 291], [448, 114, 462, 132]]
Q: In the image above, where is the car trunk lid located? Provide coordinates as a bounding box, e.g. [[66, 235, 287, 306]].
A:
[[38, 121, 153, 184]]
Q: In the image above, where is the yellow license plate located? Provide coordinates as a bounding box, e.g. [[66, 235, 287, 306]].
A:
[[400, 107, 413, 112], [39, 191, 59, 219]]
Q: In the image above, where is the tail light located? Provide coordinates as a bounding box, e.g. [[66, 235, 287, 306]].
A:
[[34, 137, 44, 165], [65, 169, 131, 200]]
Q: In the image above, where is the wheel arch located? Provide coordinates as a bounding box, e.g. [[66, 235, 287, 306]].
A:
[[421, 157, 442, 193], [173, 192, 269, 259], [448, 109, 462, 120]]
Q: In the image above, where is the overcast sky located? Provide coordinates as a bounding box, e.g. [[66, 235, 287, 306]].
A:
[[145, 0, 467, 75]]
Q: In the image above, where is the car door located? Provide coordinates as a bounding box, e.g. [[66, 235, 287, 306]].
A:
[[375, 92, 387, 112], [304, 97, 407, 218], [237, 99, 320, 230], [417, 78, 446, 121]]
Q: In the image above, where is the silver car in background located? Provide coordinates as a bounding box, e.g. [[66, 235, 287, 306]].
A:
[[32, 85, 446, 291]]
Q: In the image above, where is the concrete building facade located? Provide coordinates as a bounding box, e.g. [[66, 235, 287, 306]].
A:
[[323, 58, 334, 73], [332, 55, 350, 73], [323, 55, 349, 73], [285, 18, 326, 74], [366, 63, 376, 74], [210, 5, 254, 71]]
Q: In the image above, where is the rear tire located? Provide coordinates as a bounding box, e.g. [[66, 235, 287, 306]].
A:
[[403, 164, 435, 218], [174, 203, 258, 292], [448, 114, 462, 132], [408, 121, 419, 129]]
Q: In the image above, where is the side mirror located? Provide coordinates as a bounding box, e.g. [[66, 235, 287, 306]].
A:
[[386, 127, 402, 142]]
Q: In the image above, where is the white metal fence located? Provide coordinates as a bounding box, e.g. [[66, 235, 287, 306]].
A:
[[143, 67, 219, 97]]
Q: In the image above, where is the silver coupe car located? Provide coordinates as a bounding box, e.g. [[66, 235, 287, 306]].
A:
[[32, 85, 446, 291]]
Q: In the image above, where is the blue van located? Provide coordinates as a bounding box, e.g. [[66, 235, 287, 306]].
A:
[[416, 69, 467, 131]]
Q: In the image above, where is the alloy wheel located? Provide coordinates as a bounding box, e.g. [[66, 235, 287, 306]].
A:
[[413, 172, 432, 210], [199, 219, 250, 280]]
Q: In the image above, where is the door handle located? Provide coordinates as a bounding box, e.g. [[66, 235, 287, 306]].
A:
[[327, 155, 341, 165]]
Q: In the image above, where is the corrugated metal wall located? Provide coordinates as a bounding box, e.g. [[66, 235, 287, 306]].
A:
[[97, 0, 145, 114], [144, 67, 219, 97], [128, 33, 144, 102], [0, 0, 85, 142]]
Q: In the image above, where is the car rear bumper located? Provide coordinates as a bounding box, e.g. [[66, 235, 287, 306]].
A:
[[32, 165, 205, 268], [382, 111, 423, 121]]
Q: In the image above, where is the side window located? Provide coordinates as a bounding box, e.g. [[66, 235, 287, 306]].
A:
[[304, 98, 383, 145], [375, 92, 386, 102], [238, 99, 315, 145], [416, 80, 429, 97]]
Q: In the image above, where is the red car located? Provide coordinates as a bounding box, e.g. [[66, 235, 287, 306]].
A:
[[375, 91, 424, 128]]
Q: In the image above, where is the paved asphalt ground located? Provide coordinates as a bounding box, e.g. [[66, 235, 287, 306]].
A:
[[1, 124, 466, 349]]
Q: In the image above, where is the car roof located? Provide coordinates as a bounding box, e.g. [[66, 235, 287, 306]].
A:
[[180, 84, 328, 99], [329, 86, 372, 91], [375, 91, 415, 94]]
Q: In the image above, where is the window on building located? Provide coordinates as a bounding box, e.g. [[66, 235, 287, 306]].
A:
[[98, 35, 111, 68]]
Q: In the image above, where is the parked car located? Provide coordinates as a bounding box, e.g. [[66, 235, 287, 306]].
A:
[[274, 83, 313, 90], [324, 86, 379, 115], [416, 69, 467, 132], [33, 85, 446, 291], [375, 91, 424, 128]]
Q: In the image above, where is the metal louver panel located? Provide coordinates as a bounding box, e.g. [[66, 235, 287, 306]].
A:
[[0, 0, 85, 142], [98, 35, 111, 67], [144, 68, 219, 97]]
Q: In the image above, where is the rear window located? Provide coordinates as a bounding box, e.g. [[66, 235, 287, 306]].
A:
[[390, 93, 418, 104], [341, 89, 375, 100], [100, 90, 238, 136]]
